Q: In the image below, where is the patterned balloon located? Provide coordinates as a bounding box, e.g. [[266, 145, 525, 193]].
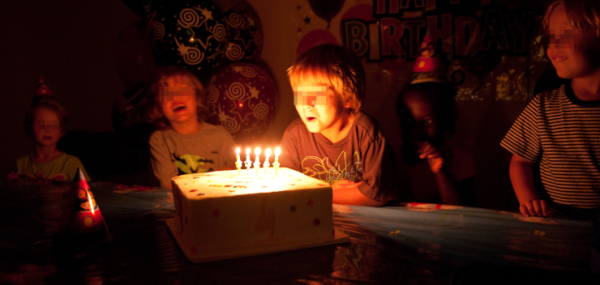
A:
[[223, 0, 263, 62], [206, 63, 277, 143], [149, 0, 228, 82]]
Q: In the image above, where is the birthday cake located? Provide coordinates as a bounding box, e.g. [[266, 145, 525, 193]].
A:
[[166, 167, 349, 263]]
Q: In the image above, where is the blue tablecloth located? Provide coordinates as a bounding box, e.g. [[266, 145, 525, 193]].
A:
[[0, 181, 597, 284]]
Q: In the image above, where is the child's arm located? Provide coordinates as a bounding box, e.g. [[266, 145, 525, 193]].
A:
[[509, 154, 552, 217], [331, 180, 387, 206], [419, 142, 462, 205]]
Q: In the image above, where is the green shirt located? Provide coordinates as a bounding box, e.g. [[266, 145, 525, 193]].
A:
[[16, 152, 91, 181]]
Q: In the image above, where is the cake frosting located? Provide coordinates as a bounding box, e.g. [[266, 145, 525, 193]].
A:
[[166, 167, 348, 263]]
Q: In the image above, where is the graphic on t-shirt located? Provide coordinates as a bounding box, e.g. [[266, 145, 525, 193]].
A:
[[174, 154, 214, 175], [301, 151, 363, 184]]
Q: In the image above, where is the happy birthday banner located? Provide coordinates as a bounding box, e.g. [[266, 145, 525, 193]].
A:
[[293, 0, 549, 101]]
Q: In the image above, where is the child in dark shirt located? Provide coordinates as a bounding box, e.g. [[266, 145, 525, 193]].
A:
[[279, 44, 397, 206], [397, 83, 476, 206]]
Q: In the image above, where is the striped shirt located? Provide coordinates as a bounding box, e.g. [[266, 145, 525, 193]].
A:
[[500, 84, 600, 218]]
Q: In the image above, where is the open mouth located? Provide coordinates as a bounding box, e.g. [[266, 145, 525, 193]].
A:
[[173, 105, 186, 112], [306, 117, 316, 123]]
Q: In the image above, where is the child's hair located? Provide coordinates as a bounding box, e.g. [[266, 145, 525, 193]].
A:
[[287, 44, 365, 115], [543, 0, 600, 37], [396, 82, 457, 137], [147, 66, 207, 129], [24, 98, 69, 137]]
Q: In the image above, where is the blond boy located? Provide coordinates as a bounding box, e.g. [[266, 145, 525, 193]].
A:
[[279, 44, 398, 206], [501, 0, 600, 218]]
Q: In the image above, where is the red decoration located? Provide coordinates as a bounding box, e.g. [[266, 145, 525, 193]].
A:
[[206, 63, 277, 143]]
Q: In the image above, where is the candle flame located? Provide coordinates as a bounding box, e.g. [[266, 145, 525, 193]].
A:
[[246, 148, 251, 155], [275, 147, 281, 156], [87, 190, 95, 214], [265, 148, 272, 157], [255, 147, 261, 156], [236, 147, 240, 155]]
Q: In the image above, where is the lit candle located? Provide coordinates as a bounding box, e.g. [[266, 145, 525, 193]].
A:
[[274, 147, 281, 176], [235, 148, 241, 175], [87, 190, 95, 215], [264, 148, 271, 175], [254, 147, 261, 175], [245, 148, 252, 176]]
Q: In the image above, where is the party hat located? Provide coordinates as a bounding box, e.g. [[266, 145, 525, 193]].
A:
[[411, 31, 446, 84], [57, 168, 106, 234], [31, 76, 53, 106]]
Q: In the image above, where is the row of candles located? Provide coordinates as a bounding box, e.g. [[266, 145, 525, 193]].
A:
[[235, 147, 281, 176]]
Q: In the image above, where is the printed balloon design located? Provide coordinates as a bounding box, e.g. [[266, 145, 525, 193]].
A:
[[149, 0, 228, 81], [224, 0, 263, 62], [308, 0, 345, 28], [206, 63, 277, 143]]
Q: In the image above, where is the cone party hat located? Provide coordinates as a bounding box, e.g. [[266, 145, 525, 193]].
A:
[[31, 76, 53, 106], [411, 31, 447, 84], [57, 168, 106, 234]]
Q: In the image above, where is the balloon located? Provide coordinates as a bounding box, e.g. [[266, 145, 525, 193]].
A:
[[114, 20, 157, 88], [223, 0, 263, 63], [296, 29, 339, 56], [206, 63, 277, 143], [308, 0, 345, 28], [149, 0, 229, 82], [120, 0, 151, 18]]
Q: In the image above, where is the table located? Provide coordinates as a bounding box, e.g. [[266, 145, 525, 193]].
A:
[[1, 181, 598, 284]]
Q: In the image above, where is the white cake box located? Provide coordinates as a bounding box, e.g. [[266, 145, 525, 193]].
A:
[[166, 167, 349, 263]]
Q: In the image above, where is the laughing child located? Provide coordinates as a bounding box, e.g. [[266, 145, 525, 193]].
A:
[[501, 0, 600, 218], [279, 44, 398, 206], [148, 67, 236, 189]]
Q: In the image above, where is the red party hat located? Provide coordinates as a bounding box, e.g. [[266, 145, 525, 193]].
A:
[[35, 76, 53, 96], [411, 31, 446, 84], [57, 168, 106, 234], [31, 76, 53, 106]]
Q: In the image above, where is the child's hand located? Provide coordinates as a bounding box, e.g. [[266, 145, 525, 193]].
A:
[[418, 142, 444, 173], [520, 199, 553, 217], [8, 172, 19, 180]]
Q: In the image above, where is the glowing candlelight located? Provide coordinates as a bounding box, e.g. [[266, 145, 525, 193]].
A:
[[235, 148, 241, 175], [245, 148, 252, 175], [264, 148, 271, 175], [274, 147, 281, 176], [254, 147, 261, 175]]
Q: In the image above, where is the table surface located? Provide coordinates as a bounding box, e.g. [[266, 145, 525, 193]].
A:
[[1, 180, 598, 285]]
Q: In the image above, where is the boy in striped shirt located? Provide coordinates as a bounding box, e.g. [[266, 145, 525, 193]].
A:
[[501, 0, 600, 218]]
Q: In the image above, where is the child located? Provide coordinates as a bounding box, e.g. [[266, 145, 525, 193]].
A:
[[147, 67, 236, 189], [279, 44, 398, 206], [501, 0, 600, 218], [396, 83, 476, 206], [13, 98, 90, 181]]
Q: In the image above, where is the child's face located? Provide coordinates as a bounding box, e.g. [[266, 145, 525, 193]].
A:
[[159, 76, 197, 125], [402, 95, 444, 146], [32, 107, 62, 147], [547, 4, 600, 79], [293, 85, 346, 134]]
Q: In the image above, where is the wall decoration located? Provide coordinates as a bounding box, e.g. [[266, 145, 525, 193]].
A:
[[206, 63, 277, 143]]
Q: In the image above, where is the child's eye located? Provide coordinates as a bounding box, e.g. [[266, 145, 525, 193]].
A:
[[423, 119, 433, 124]]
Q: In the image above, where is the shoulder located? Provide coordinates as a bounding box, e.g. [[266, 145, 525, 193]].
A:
[[202, 122, 233, 137], [284, 118, 307, 133], [16, 154, 31, 164], [149, 129, 170, 141], [353, 112, 384, 142]]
